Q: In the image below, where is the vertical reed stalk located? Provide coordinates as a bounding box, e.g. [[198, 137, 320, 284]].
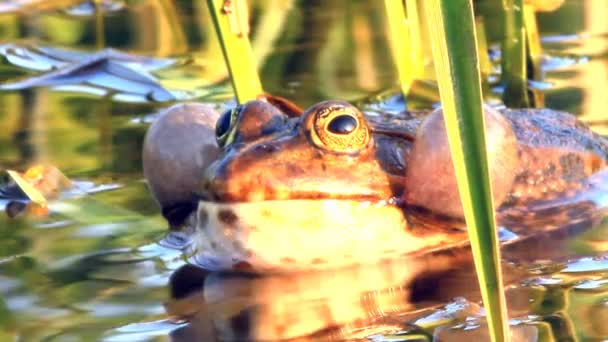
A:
[[501, 0, 530, 107], [523, 3, 545, 107], [424, 0, 510, 341], [475, 17, 492, 77], [383, 0, 424, 97], [523, 4, 542, 80], [155, 0, 189, 56], [404, 0, 424, 75], [206, 0, 263, 103], [93, 0, 105, 49]]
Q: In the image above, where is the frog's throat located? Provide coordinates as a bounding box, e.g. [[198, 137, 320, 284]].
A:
[[191, 200, 466, 272]]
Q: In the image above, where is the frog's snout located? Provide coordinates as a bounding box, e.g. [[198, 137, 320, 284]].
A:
[[200, 154, 299, 203]]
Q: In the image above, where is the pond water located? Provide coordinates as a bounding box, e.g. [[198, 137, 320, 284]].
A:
[[0, 0, 607, 341]]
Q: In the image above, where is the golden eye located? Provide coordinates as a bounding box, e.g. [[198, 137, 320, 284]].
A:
[[303, 100, 371, 154]]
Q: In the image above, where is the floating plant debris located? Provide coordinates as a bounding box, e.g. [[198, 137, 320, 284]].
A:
[[0, 165, 71, 217], [0, 165, 124, 203], [0, 164, 125, 219], [4, 164, 72, 204]]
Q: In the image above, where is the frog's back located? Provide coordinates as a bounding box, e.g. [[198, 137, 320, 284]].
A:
[[388, 106, 608, 229], [504, 108, 608, 157], [500, 109, 607, 207]]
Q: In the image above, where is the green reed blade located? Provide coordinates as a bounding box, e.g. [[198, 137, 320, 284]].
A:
[[423, 1, 510, 341], [206, 0, 263, 104], [383, 0, 424, 96], [156, 0, 189, 56], [475, 17, 492, 77], [501, 0, 530, 107], [404, 0, 424, 74]]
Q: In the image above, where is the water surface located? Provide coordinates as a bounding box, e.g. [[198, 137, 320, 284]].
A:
[[0, 0, 607, 340]]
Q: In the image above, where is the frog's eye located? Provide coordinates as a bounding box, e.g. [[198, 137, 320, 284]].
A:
[[327, 115, 357, 134], [216, 109, 233, 137], [304, 100, 371, 154], [216, 106, 241, 147], [217, 101, 288, 148]]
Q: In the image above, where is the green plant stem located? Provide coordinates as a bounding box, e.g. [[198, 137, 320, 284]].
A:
[[475, 17, 492, 77], [424, 1, 510, 341], [206, 0, 263, 103], [383, 0, 424, 97], [404, 0, 424, 72], [523, 3, 545, 107], [383, 0, 413, 96], [501, 0, 530, 107], [523, 4, 541, 80], [93, 0, 105, 50]]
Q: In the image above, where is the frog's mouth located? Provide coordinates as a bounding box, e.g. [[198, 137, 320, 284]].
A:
[[190, 199, 467, 272], [192, 148, 463, 272]]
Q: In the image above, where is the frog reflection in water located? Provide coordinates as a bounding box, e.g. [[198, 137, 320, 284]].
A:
[[142, 98, 608, 272]]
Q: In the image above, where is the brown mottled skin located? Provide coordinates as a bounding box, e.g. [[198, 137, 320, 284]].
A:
[[202, 100, 608, 217], [203, 100, 413, 203]]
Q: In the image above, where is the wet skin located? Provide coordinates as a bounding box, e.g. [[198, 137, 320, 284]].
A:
[[145, 99, 608, 272], [204, 100, 417, 204], [204, 100, 607, 213]]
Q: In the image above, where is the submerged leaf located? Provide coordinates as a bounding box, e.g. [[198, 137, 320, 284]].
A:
[[0, 0, 80, 13], [64, 0, 125, 16], [0, 45, 177, 102], [32, 45, 174, 70], [0, 0, 125, 16]]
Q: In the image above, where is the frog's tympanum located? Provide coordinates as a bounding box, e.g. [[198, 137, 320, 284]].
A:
[[143, 99, 608, 272]]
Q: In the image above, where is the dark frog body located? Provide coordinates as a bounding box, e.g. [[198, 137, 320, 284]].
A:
[[143, 99, 608, 272]]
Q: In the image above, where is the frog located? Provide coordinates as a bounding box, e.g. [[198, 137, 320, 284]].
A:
[[142, 98, 608, 272]]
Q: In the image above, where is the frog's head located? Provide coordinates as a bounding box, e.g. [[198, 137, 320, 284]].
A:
[[202, 100, 402, 203], [194, 100, 441, 272]]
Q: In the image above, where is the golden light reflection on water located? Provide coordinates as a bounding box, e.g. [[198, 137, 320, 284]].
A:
[[164, 216, 608, 341], [165, 254, 473, 341], [579, 0, 608, 135], [0, 0, 607, 341]]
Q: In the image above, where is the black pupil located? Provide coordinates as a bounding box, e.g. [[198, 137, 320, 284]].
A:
[[216, 109, 234, 137], [327, 115, 357, 134]]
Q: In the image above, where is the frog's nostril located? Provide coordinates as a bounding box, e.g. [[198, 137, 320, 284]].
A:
[[254, 144, 278, 153]]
